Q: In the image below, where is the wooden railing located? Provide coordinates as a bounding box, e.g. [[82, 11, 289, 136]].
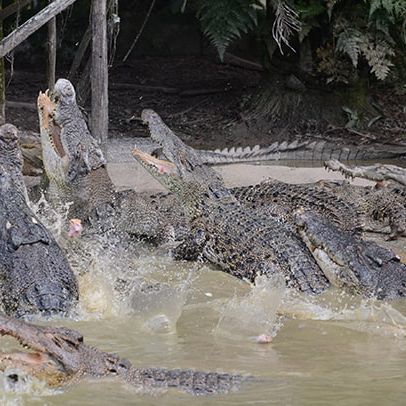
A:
[[0, 0, 108, 146]]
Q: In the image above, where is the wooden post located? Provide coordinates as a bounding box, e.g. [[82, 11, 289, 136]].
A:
[[0, 0, 5, 124], [47, 2, 57, 91], [91, 0, 108, 146]]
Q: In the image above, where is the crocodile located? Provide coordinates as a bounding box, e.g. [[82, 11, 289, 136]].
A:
[[133, 110, 330, 294], [295, 209, 406, 299], [0, 124, 78, 317], [37, 83, 112, 220], [0, 313, 245, 394], [198, 138, 406, 163], [110, 135, 406, 165], [325, 159, 406, 186], [324, 159, 406, 239]]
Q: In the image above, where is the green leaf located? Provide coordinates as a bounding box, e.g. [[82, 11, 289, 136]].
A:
[[196, 0, 263, 61]]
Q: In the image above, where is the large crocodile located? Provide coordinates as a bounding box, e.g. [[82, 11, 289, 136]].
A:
[[132, 111, 330, 294], [133, 110, 406, 299], [0, 313, 245, 394], [0, 124, 78, 317], [37, 84, 112, 220]]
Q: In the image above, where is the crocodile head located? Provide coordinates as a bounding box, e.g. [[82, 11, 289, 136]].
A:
[[0, 123, 20, 155], [37, 89, 70, 190], [135, 109, 231, 208], [0, 124, 79, 317], [295, 209, 406, 299], [132, 147, 189, 193], [0, 124, 29, 202], [140, 109, 226, 191], [0, 314, 114, 387], [38, 79, 105, 191]]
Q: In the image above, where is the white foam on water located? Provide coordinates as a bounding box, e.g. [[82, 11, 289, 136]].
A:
[[0, 368, 61, 402], [280, 289, 406, 338]]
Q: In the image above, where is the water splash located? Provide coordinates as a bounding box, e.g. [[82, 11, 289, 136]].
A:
[[280, 289, 406, 338], [215, 275, 286, 342], [28, 193, 72, 240], [0, 368, 60, 401]]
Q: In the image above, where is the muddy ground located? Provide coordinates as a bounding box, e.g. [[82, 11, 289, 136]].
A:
[[5, 56, 406, 151]]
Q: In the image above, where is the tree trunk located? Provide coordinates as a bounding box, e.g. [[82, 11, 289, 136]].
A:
[[91, 0, 108, 147]]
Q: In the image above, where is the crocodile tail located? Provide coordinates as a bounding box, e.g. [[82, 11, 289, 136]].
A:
[[130, 367, 245, 394], [198, 140, 406, 164]]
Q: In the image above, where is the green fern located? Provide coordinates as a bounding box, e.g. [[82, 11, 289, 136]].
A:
[[196, 0, 262, 60], [336, 28, 363, 67], [360, 36, 395, 80], [369, 0, 406, 19], [336, 28, 395, 80]]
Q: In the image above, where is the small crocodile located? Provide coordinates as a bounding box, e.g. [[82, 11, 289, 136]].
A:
[[0, 124, 78, 317], [295, 209, 406, 299], [325, 159, 406, 186], [324, 160, 406, 239], [0, 313, 245, 394]]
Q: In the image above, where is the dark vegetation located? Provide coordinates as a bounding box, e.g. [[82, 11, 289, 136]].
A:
[[3, 0, 406, 149]]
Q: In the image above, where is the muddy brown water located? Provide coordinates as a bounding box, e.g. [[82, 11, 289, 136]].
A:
[[2, 163, 406, 405]]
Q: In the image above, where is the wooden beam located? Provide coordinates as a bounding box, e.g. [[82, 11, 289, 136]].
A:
[[47, 4, 57, 91], [91, 0, 108, 146], [0, 0, 77, 58], [0, 0, 5, 124], [0, 0, 33, 22]]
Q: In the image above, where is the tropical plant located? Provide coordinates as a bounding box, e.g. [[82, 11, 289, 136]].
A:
[[173, 0, 406, 82]]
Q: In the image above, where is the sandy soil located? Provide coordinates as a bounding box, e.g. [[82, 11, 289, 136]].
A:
[[105, 137, 373, 193], [107, 161, 373, 193]]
